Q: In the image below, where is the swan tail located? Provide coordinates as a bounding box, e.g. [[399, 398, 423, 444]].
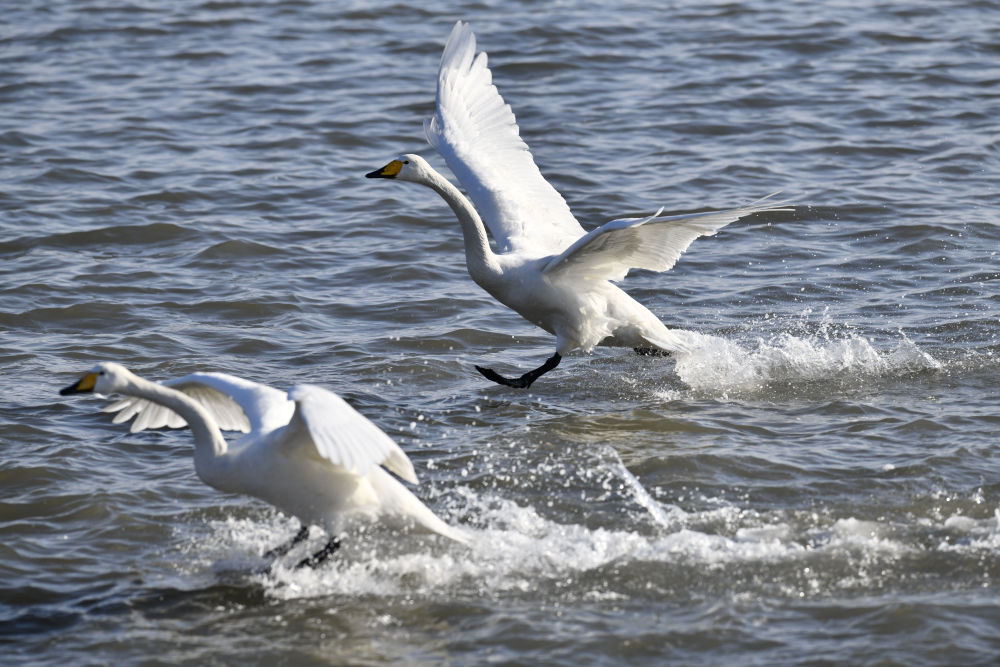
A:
[[375, 469, 472, 546], [640, 327, 712, 357], [412, 503, 473, 546]]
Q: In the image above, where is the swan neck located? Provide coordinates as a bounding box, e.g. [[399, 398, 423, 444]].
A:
[[421, 169, 501, 281], [126, 376, 228, 463]]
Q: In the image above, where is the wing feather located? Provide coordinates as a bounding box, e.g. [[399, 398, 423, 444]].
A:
[[425, 21, 584, 255], [543, 195, 792, 282], [101, 372, 292, 435], [286, 385, 418, 485]]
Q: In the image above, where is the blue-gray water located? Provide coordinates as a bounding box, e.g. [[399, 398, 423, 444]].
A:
[[3, 1, 999, 664]]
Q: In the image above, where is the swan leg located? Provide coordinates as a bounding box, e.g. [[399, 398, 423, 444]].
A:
[[475, 352, 562, 389], [264, 524, 310, 559], [295, 536, 342, 569]]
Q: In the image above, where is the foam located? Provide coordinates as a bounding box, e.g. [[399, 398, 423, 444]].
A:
[[938, 508, 1000, 552], [168, 441, 986, 603], [173, 482, 951, 601], [668, 322, 941, 395]]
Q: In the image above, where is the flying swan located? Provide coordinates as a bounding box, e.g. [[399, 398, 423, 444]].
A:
[[368, 21, 789, 388], [61, 362, 469, 568]]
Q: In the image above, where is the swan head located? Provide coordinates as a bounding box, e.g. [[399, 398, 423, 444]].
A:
[[60, 361, 134, 396], [365, 154, 433, 184]]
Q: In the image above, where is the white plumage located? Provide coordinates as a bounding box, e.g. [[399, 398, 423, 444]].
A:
[[368, 21, 790, 388], [62, 362, 468, 566], [426, 22, 585, 256]]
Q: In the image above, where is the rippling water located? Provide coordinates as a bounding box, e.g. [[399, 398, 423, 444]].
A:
[[3, 1, 999, 664]]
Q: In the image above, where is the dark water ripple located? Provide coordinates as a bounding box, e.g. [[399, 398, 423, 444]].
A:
[[2, 0, 999, 663]]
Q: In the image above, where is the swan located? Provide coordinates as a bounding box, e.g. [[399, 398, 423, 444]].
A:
[[60, 362, 469, 568], [367, 21, 790, 388]]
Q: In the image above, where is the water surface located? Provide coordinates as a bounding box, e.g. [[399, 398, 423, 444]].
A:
[[2, 1, 999, 664]]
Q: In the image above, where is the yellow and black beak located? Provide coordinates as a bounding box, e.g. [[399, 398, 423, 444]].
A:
[[60, 372, 98, 396], [365, 160, 403, 179]]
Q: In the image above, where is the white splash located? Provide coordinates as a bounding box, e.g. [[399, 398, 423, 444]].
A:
[[600, 448, 685, 529], [937, 507, 1000, 552], [171, 457, 991, 602], [174, 493, 923, 601], [669, 319, 940, 394]]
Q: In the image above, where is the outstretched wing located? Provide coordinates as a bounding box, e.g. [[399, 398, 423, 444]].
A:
[[284, 384, 418, 484], [102, 372, 293, 435], [542, 195, 792, 282], [424, 21, 585, 255]]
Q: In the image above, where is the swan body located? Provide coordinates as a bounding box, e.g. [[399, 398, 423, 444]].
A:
[[61, 362, 469, 564], [368, 22, 790, 388]]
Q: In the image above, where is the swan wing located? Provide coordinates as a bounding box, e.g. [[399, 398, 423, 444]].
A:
[[284, 384, 418, 485], [102, 373, 293, 435], [424, 21, 584, 255], [542, 195, 791, 282]]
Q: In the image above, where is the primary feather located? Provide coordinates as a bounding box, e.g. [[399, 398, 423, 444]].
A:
[[425, 21, 584, 255]]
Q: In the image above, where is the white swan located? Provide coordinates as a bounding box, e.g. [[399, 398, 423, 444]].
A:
[[367, 21, 790, 388], [61, 362, 469, 567]]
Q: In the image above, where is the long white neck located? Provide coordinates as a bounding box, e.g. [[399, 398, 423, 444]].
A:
[[122, 375, 229, 477], [418, 167, 502, 286]]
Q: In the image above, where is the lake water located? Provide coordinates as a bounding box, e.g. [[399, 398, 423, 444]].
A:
[[2, 0, 999, 664]]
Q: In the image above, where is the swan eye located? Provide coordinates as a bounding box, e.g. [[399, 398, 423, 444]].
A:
[[403, 160, 409, 164]]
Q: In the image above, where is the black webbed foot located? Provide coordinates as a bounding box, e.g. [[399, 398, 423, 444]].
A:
[[633, 347, 671, 357], [475, 365, 534, 388], [295, 536, 342, 569], [475, 352, 562, 389], [264, 524, 310, 559]]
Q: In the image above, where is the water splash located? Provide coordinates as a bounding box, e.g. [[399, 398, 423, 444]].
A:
[[599, 447, 684, 529], [173, 488, 999, 602], [670, 320, 941, 394], [938, 508, 1000, 553]]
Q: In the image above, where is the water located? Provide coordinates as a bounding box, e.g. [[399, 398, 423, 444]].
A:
[[2, 0, 999, 663]]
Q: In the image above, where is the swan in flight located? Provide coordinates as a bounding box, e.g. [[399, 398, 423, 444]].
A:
[[367, 21, 790, 388], [61, 362, 469, 568]]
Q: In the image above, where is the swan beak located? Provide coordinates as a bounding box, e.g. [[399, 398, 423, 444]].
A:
[[366, 160, 403, 179], [60, 372, 97, 396]]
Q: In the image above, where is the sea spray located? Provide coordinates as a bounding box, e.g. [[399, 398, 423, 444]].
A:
[[671, 327, 940, 394]]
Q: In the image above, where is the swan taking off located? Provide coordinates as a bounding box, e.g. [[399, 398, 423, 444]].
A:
[[60, 362, 469, 568], [367, 21, 790, 388]]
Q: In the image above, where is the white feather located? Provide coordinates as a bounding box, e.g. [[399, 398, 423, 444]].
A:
[[287, 384, 417, 484], [72, 363, 467, 546], [425, 21, 584, 255], [370, 23, 791, 388]]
